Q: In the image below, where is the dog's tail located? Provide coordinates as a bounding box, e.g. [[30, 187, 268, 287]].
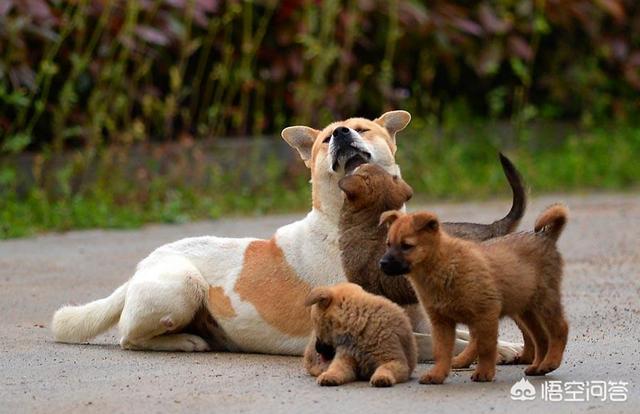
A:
[[534, 204, 568, 243], [488, 153, 527, 236], [51, 281, 129, 343]]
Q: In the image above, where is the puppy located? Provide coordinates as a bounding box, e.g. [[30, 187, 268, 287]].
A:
[[337, 154, 527, 306], [337, 157, 535, 365], [380, 205, 569, 383], [303, 283, 417, 387]]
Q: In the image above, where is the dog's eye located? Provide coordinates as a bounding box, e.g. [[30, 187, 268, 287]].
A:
[[322, 136, 331, 144], [400, 242, 414, 252], [354, 128, 369, 134]]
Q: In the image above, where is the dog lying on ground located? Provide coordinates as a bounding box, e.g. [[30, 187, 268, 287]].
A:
[[51, 110, 523, 362], [380, 205, 569, 383], [304, 283, 416, 387]]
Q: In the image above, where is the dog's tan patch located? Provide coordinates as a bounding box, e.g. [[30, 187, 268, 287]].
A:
[[234, 239, 313, 337], [207, 286, 236, 319]]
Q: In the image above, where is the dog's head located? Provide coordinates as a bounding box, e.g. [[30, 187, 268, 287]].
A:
[[304, 282, 365, 334], [378, 211, 442, 276], [338, 163, 413, 212], [281, 111, 411, 213]]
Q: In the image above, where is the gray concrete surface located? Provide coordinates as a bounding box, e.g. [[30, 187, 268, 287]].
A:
[[1, 193, 638, 414]]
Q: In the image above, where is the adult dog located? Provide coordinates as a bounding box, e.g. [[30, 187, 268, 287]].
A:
[[52, 111, 523, 361]]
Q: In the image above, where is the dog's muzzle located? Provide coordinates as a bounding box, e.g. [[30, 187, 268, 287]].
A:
[[330, 127, 371, 174], [379, 253, 410, 276]]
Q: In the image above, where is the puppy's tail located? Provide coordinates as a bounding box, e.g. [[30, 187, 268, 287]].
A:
[[488, 153, 527, 235], [51, 281, 129, 343], [534, 204, 568, 243]]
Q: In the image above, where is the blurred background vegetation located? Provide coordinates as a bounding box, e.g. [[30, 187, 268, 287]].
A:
[[1, 0, 639, 238]]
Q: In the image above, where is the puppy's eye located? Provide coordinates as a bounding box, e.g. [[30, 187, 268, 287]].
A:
[[354, 128, 369, 134], [400, 242, 414, 252], [322, 136, 331, 144]]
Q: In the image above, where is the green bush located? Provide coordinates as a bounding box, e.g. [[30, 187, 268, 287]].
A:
[[1, 0, 640, 147]]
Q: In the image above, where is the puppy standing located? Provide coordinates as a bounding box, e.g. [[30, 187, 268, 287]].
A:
[[337, 154, 527, 305], [304, 283, 417, 387], [380, 205, 569, 383], [336, 157, 535, 364]]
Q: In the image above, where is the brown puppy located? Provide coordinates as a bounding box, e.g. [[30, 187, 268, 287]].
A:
[[338, 154, 527, 306], [380, 205, 569, 383], [303, 283, 417, 387], [337, 156, 535, 364]]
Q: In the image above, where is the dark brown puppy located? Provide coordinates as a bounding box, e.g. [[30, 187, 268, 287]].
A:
[[303, 282, 417, 387], [338, 153, 527, 306], [380, 205, 569, 384]]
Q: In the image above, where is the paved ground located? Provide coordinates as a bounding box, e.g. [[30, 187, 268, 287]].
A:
[[1, 193, 638, 414]]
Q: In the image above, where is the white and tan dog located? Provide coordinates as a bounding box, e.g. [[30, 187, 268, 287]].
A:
[[51, 111, 522, 361]]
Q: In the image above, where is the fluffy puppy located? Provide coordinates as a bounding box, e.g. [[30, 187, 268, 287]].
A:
[[380, 205, 569, 383], [303, 283, 417, 387]]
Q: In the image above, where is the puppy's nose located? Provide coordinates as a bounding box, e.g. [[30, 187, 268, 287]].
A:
[[332, 127, 351, 143], [379, 256, 409, 276]]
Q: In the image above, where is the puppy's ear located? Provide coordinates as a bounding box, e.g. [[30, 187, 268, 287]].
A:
[[281, 126, 319, 165], [413, 212, 439, 233], [379, 210, 402, 228], [338, 174, 366, 201], [304, 287, 333, 309], [375, 110, 411, 139]]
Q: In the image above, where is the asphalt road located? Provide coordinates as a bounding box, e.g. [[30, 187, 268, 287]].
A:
[[1, 193, 638, 414]]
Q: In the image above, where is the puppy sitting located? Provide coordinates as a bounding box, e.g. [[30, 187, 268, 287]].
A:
[[380, 205, 569, 383], [303, 283, 417, 387]]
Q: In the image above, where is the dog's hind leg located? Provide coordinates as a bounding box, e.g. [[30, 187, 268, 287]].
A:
[[118, 256, 210, 352], [370, 360, 410, 387]]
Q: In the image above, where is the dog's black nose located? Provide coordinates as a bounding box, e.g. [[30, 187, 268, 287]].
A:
[[333, 127, 351, 142], [380, 256, 409, 276]]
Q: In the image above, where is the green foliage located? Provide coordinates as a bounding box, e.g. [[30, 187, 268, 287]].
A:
[[1, 1, 639, 238], [2, 0, 640, 146], [1, 121, 638, 239]]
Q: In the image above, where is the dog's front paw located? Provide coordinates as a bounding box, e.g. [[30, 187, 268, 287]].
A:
[[419, 370, 446, 385], [370, 372, 395, 388], [496, 340, 523, 365], [180, 335, 210, 352], [471, 368, 495, 382], [317, 372, 345, 386]]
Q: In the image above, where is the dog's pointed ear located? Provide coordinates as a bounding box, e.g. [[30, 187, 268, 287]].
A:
[[304, 287, 333, 309], [338, 174, 366, 201], [281, 126, 319, 164], [379, 210, 402, 228], [375, 110, 411, 139], [413, 212, 439, 233]]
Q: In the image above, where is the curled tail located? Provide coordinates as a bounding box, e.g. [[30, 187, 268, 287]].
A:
[[489, 153, 527, 235], [52, 281, 129, 343], [535, 204, 568, 242]]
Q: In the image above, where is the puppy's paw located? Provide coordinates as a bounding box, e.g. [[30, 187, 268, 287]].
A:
[[419, 370, 446, 385], [471, 368, 495, 382], [317, 372, 345, 386], [524, 364, 543, 376], [496, 340, 523, 365], [370, 372, 395, 388], [527, 361, 559, 376]]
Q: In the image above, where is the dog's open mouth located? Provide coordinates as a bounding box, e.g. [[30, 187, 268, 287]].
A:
[[332, 149, 371, 174]]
